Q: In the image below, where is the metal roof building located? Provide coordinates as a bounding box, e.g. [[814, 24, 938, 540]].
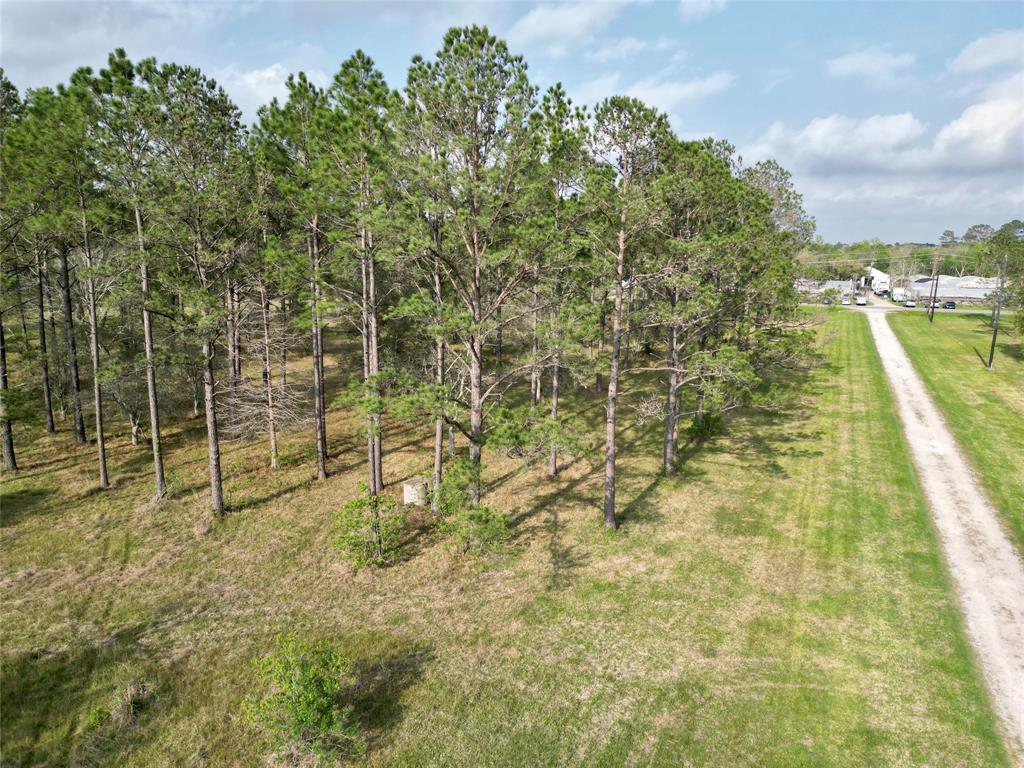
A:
[[907, 275, 997, 301]]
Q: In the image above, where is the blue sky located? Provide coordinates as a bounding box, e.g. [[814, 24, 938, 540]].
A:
[[2, 0, 1022, 242]]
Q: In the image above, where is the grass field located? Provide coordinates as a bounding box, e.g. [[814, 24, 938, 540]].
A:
[[0, 311, 1008, 766], [889, 311, 1024, 555]]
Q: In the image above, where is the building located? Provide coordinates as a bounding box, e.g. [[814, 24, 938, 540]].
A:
[[867, 267, 890, 294], [907, 274, 997, 303]]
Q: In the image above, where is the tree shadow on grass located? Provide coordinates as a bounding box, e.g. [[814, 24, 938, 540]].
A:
[[617, 476, 663, 526], [0, 487, 56, 528], [1002, 342, 1023, 363], [349, 641, 435, 753], [1, 622, 169, 768]]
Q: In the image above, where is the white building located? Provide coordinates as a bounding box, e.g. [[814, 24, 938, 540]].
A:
[[868, 267, 890, 294], [908, 274, 997, 303]]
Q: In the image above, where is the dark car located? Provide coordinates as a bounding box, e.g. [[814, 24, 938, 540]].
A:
[[880, 290, 890, 298], [943, 301, 957, 309]]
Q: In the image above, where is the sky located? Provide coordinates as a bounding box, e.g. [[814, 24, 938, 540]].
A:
[[1, 0, 1022, 243]]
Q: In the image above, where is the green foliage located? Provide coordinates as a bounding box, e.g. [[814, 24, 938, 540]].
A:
[[488, 404, 588, 464], [434, 458, 510, 554], [334, 485, 404, 568], [246, 633, 364, 762]]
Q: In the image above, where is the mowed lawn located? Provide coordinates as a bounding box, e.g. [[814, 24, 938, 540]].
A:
[[0, 311, 1007, 766], [889, 311, 1024, 554]]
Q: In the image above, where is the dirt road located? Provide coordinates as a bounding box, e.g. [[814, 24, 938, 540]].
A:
[[863, 307, 1024, 759]]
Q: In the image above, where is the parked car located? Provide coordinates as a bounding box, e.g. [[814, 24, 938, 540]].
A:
[[905, 299, 917, 307], [927, 300, 941, 309], [822, 297, 832, 305], [855, 295, 867, 306], [841, 296, 851, 305], [880, 290, 890, 298], [943, 301, 957, 309]]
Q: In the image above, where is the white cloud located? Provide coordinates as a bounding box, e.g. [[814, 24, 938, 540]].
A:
[[625, 71, 735, 113], [742, 72, 1024, 241], [214, 63, 328, 123], [982, 68, 1024, 100], [572, 73, 622, 108], [795, 172, 1024, 242], [746, 113, 926, 173], [570, 68, 733, 114], [0, 1, 249, 89], [678, 0, 726, 21], [507, 2, 622, 57], [747, 93, 1024, 175], [586, 37, 648, 62], [931, 97, 1024, 171], [827, 47, 914, 83], [949, 28, 1024, 73]]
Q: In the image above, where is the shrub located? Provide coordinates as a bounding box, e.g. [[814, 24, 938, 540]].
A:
[[434, 459, 510, 554], [334, 485, 404, 568], [439, 502, 510, 555], [246, 633, 364, 762]]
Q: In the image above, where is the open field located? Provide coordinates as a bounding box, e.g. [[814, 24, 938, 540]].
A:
[[1, 311, 1008, 766], [888, 312, 1024, 554]]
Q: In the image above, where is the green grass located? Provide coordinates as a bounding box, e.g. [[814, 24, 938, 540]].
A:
[[0, 311, 1008, 766], [889, 311, 1024, 554]]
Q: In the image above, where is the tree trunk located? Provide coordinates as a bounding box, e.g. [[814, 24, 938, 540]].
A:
[[530, 280, 541, 405], [231, 282, 241, 381], [0, 318, 16, 472], [432, 260, 445, 516], [202, 336, 225, 515], [35, 251, 55, 434], [663, 332, 678, 474], [310, 231, 328, 481], [259, 284, 278, 469], [359, 250, 376, 494], [663, 291, 679, 475], [469, 333, 483, 505], [59, 248, 87, 444], [278, 294, 288, 393], [225, 277, 239, 408], [495, 306, 503, 375], [79, 193, 109, 488], [468, 231, 484, 505], [45, 271, 66, 420], [548, 343, 560, 478], [603, 220, 626, 530], [85, 270, 109, 488], [367, 246, 383, 494], [596, 289, 607, 393], [14, 272, 29, 345], [135, 206, 166, 499]]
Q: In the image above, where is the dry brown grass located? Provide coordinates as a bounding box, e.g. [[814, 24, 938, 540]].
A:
[[0, 311, 1010, 766]]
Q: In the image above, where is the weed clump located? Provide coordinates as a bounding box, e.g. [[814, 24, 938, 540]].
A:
[[333, 485, 404, 568], [246, 633, 364, 763]]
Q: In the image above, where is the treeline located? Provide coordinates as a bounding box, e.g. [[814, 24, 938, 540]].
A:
[[798, 227, 1017, 282], [0, 27, 811, 533]]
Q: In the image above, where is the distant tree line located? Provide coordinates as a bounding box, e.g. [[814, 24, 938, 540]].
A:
[[798, 223, 1020, 283], [0, 26, 813, 532]]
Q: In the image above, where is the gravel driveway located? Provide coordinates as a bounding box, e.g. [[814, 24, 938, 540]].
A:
[[863, 307, 1024, 760]]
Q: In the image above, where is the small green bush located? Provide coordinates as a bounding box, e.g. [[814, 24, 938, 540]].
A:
[[439, 502, 510, 555], [334, 485, 404, 568], [434, 459, 510, 554], [246, 633, 364, 762]]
